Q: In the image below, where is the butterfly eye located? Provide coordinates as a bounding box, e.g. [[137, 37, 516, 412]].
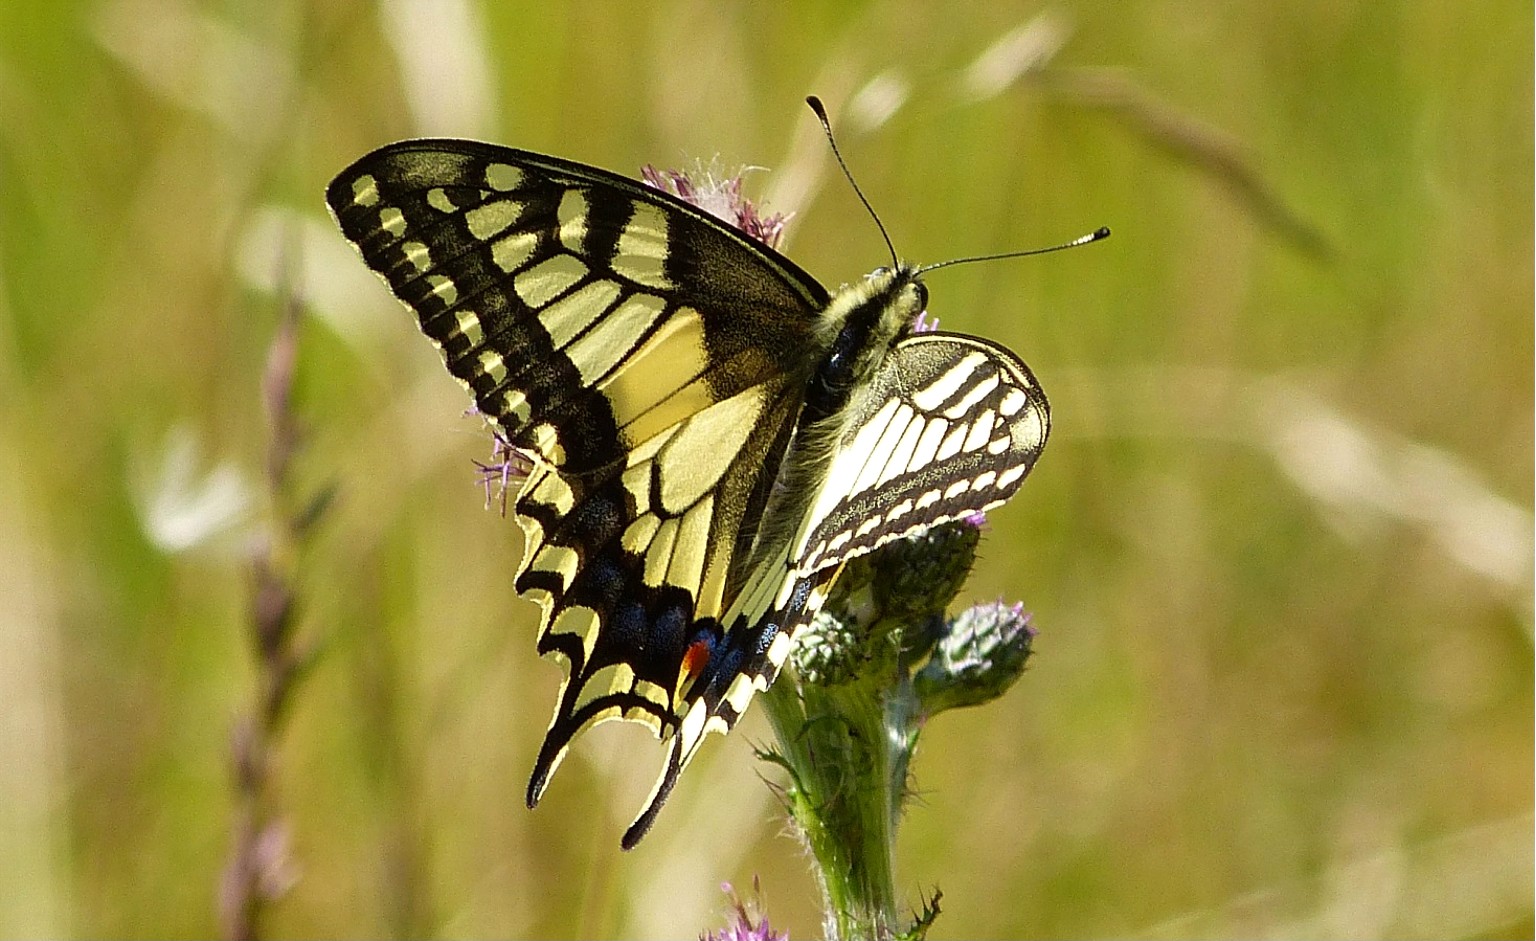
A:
[[914, 281, 929, 313]]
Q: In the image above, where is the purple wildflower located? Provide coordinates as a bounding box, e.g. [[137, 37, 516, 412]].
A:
[[642, 163, 792, 250], [700, 879, 787, 941], [472, 420, 534, 516], [911, 310, 941, 333]]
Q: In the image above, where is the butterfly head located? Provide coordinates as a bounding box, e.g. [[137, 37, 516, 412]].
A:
[[864, 264, 930, 326], [803, 263, 930, 421], [861, 262, 933, 342]]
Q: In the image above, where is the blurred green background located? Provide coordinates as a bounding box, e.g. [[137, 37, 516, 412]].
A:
[[1, 1, 1530, 938]]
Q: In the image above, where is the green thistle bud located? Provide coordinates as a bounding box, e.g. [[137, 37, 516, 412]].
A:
[[790, 608, 867, 687], [799, 521, 982, 682], [912, 600, 1035, 718], [870, 521, 980, 624]]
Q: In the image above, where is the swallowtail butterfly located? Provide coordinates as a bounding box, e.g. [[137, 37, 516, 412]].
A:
[[327, 109, 1077, 847]]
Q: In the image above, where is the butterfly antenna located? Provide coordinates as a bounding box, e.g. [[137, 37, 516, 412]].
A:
[[807, 96, 900, 268], [918, 226, 1112, 274]]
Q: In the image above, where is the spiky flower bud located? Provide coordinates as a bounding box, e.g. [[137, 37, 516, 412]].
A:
[[868, 521, 980, 625], [792, 520, 982, 687], [913, 600, 1035, 717], [790, 608, 867, 687]]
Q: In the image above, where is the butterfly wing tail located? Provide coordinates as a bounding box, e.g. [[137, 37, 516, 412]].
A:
[[620, 733, 686, 850]]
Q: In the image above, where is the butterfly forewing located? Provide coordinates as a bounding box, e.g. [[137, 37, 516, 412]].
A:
[[326, 139, 828, 821], [326, 142, 827, 470], [794, 333, 1049, 572]]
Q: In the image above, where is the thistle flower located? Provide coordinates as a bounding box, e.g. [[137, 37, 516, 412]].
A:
[[473, 420, 534, 515], [911, 310, 941, 333], [642, 161, 792, 250], [700, 880, 789, 941], [913, 600, 1036, 719]]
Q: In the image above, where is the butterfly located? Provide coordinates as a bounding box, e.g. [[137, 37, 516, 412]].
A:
[[326, 123, 1060, 848]]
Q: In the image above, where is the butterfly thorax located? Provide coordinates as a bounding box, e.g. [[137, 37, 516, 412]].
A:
[[744, 264, 926, 572]]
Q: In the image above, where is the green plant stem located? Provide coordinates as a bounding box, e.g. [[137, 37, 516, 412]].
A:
[[760, 524, 1002, 940], [761, 672, 901, 941]]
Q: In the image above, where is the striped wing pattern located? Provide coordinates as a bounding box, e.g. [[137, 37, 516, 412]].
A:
[[795, 334, 1050, 573], [325, 141, 830, 838]]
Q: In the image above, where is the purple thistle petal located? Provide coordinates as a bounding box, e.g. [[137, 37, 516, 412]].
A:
[[473, 425, 534, 516], [643, 162, 791, 250], [700, 879, 788, 941]]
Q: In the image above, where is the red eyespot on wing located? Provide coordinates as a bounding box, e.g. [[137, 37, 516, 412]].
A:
[[682, 638, 713, 679]]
